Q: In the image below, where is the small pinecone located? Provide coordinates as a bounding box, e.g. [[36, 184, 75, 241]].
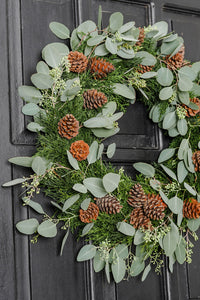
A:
[[143, 194, 167, 220], [128, 183, 147, 208], [83, 89, 107, 109], [182, 97, 200, 117], [135, 27, 145, 47], [137, 64, 154, 74], [68, 51, 88, 73], [130, 208, 152, 230], [192, 150, 200, 172], [89, 57, 115, 79], [164, 45, 185, 70], [183, 198, 200, 219], [95, 195, 123, 214], [79, 202, 99, 223], [58, 114, 79, 139], [69, 140, 90, 161]]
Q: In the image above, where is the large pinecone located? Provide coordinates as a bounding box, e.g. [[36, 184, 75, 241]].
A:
[[128, 183, 147, 208], [68, 51, 88, 73], [183, 198, 200, 219], [70, 140, 90, 161], [79, 202, 99, 223], [95, 195, 123, 214], [130, 208, 152, 230], [137, 64, 154, 74], [135, 27, 145, 47], [83, 89, 107, 109], [89, 57, 115, 79], [58, 114, 79, 139], [182, 97, 200, 117], [164, 45, 185, 70], [192, 151, 200, 172], [143, 194, 167, 220]]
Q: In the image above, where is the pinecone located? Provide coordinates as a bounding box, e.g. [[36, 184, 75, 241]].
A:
[[143, 194, 167, 220], [183, 198, 200, 219], [128, 183, 147, 208], [69, 140, 90, 161], [68, 51, 88, 73], [58, 114, 79, 139], [79, 202, 99, 223], [89, 57, 115, 79], [83, 89, 107, 109], [182, 97, 200, 117], [192, 150, 200, 172], [164, 45, 185, 70], [95, 195, 123, 214], [130, 208, 152, 230], [135, 27, 145, 47], [137, 64, 154, 74]]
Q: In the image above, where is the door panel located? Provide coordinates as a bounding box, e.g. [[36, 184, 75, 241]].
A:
[[1, 0, 200, 299]]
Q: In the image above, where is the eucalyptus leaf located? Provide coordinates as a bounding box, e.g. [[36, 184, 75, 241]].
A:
[[105, 37, 118, 54], [115, 244, 129, 259], [31, 156, 47, 175], [177, 119, 188, 136], [117, 48, 135, 59], [134, 230, 145, 245], [105, 260, 110, 283], [103, 173, 120, 193], [87, 141, 98, 164], [168, 128, 179, 137], [133, 162, 155, 177], [92, 127, 120, 138], [77, 20, 97, 39], [178, 74, 193, 92], [36, 61, 49, 74], [95, 44, 109, 56], [157, 68, 174, 86], [187, 218, 200, 232], [178, 139, 189, 160], [73, 183, 87, 194], [42, 42, 69, 68], [77, 244, 96, 261], [177, 161, 188, 183], [177, 211, 183, 226], [130, 257, 145, 276], [2, 178, 26, 187], [119, 22, 135, 33], [107, 143, 116, 159], [83, 178, 107, 198], [159, 190, 170, 205], [163, 222, 179, 256], [168, 196, 183, 214], [159, 86, 173, 100], [37, 220, 57, 238], [111, 257, 126, 283], [160, 164, 177, 181], [80, 198, 91, 210], [70, 29, 80, 51], [109, 12, 123, 33], [102, 101, 117, 116], [117, 222, 135, 236], [93, 250, 105, 272], [67, 150, 79, 170], [150, 179, 161, 191], [178, 91, 190, 105], [9, 156, 33, 168], [175, 238, 186, 264], [16, 218, 39, 235], [97, 143, 104, 159], [84, 116, 113, 128], [141, 264, 151, 281], [113, 83, 136, 100], [18, 85, 42, 103], [60, 229, 69, 256], [81, 223, 94, 237], [87, 35, 105, 46], [49, 22, 70, 39], [51, 201, 62, 211], [184, 182, 196, 196], [22, 198, 45, 214], [27, 122, 44, 132], [151, 21, 168, 39], [22, 103, 40, 116], [62, 194, 80, 212], [140, 72, 157, 79], [31, 73, 53, 89], [158, 148, 176, 163], [178, 66, 196, 81], [135, 51, 157, 66]]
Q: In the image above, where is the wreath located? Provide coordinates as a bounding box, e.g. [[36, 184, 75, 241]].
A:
[[3, 8, 200, 283]]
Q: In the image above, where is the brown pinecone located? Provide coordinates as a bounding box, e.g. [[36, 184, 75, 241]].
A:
[[95, 195, 123, 214], [143, 194, 167, 220], [135, 27, 145, 47], [89, 57, 115, 79], [183, 198, 200, 219], [79, 202, 99, 223], [83, 89, 107, 109], [130, 208, 152, 230], [69, 140, 90, 161], [164, 45, 185, 70], [68, 51, 88, 73], [182, 97, 200, 117], [128, 183, 147, 208], [137, 64, 154, 74], [58, 114, 79, 139], [192, 150, 200, 172]]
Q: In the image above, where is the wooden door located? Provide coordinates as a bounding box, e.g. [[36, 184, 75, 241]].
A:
[[1, 0, 200, 299]]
